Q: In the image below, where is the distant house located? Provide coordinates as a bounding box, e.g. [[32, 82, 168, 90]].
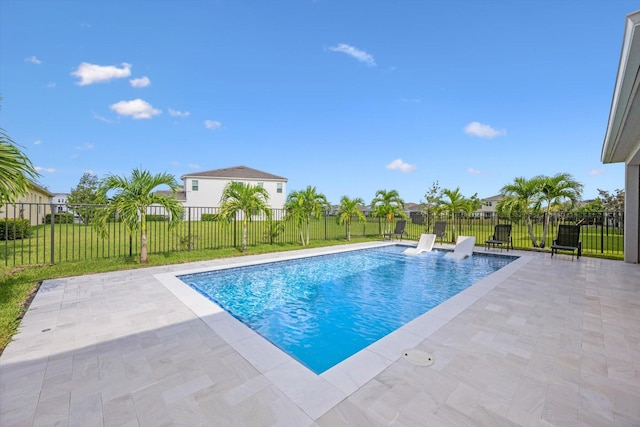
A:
[[154, 166, 288, 220], [52, 193, 70, 213], [1, 180, 53, 225], [181, 165, 287, 207], [475, 194, 502, 219]]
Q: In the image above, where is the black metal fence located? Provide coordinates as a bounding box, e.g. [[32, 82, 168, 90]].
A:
[[0, 203, 625, 267]]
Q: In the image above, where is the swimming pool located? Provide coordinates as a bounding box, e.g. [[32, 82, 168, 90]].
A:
[[178, 245, 516, 374]]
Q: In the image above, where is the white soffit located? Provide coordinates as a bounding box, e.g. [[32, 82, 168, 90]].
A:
[[602, 10, 640, 165]]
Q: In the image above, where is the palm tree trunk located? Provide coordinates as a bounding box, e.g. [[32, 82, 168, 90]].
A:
[[242, 220, 248, 252], [140, 223, 148, 263], [298, 221, 305, 246], [306, 219, 310, 246], [451, 216, 456, 243], [526, 217, 539, 247], [347, 222, 351, 241], [540, 210, 550, 248]]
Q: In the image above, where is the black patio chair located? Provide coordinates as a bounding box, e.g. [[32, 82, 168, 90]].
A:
[[485, 224, 513, 251], [433, 221, 447, 244], [551, 225, 582, 260], [383, 219, 407, 240]]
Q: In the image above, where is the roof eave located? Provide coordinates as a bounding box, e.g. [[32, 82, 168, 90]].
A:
[[602, 10, 640, 165]]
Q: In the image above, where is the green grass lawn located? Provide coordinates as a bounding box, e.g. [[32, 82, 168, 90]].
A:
[[0, 216, 625, 353], [0, 237, 378, 353], [0, 217, 624, 268]]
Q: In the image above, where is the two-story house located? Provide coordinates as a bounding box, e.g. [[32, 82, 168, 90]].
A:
[[52, 193, 70, 213], [175, 166, 287, 220], [475, 194, 503, 219]]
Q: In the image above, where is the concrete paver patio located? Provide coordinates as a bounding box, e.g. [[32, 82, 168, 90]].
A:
[[1, 242, 639, 426]]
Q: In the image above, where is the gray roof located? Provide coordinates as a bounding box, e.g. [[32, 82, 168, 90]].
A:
[[28, 179, 54, 197], [154, 190, 187, 202], [181, 166, 287, 181]]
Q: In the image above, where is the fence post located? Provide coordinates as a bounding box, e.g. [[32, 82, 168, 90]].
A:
[[270, 210, 274, 245], [324, 214, 327, 241], [601, 212, 605, 254], [188, 207, 192, 252], [233, 216, 237, 247], [49, 204, 55, 265]]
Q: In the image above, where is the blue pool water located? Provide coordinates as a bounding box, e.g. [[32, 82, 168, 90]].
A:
[[178, 246, 516, 374]]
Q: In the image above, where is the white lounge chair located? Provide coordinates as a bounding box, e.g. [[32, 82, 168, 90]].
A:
[[444, 236, 476, 260], [403, 234, 436, 255]]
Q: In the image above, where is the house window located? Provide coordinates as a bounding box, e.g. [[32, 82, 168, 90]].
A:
[[257, 182, 264, 188], [192, 180, 199, 191], [277, 183, 283, 193], [485, 201, 492, 207]]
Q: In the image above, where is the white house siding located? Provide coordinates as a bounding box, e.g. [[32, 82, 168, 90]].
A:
[[473, 195, 502, 219], [601, 10, 640, 264], [184, 179, 285, 207], [53, 193, 69, 213], [179, 166, 288, 221]]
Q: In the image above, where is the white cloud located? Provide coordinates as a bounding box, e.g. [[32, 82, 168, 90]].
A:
[[35, 166, 55, 173], [130, 76, 151, 88], [386, 158, 416, 173], [25, 56, 41, 65], [589, 169, 605, 176], [71, 62, 131, 86], [75, 143, 94, 150], [401, 98, 421, 103], [204, 120, 221, 130], [467, 167, 482, 175], [464, 121, 506, 139], [92, 111, 112, 123], [170, 161, 181, 167], [188, 163, 201, 170], [169, 108, 190, 118], [84, 169, 95, 174], [328, 43, 376, 67], [34, 140, 42, 145], [45, 82, 56, 89], [110, 99, 161, 119]]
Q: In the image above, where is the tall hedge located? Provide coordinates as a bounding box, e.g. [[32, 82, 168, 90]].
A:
[[44, 213, 75, 224], [0, 218, 32, 240]]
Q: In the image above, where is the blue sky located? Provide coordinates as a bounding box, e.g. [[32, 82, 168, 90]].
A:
[[1, 1, 636, 204]]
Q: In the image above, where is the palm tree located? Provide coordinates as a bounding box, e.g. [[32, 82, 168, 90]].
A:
[[537, 173, 583, 248], [336, 196, 366, 241], [0, 129, 39, 204], [371, 189, 405, 235], [219, 181, 271, 252], [94, 169, 183, 263], [437, 187, 471, 242], [498, 176, 543, 247], [285, 186, 329, 246]]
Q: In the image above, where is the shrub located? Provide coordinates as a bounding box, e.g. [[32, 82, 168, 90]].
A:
[[0, 218, 32, 240], [44, 213, 75, 224], [146, 214, 168, 222], [263, 218, 285, 242], [201, 213, 223, 222], [175, 234, 199, 250]]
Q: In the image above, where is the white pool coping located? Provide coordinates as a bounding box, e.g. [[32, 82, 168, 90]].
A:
[[155, 242, 533, 420]]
